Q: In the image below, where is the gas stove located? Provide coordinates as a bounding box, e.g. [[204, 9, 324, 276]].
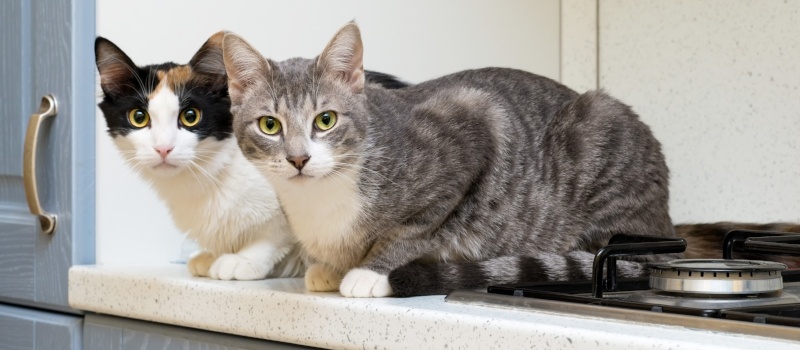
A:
[[445, 229, 800, 341]]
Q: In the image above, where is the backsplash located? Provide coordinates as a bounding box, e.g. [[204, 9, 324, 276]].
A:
[[564, 0, 800, 224]]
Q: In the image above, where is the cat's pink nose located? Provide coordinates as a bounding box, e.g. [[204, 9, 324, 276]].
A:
[[287, 155, 310, 170], [155, 146, 173, 160]]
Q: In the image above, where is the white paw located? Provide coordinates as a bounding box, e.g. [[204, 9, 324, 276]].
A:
[[187, 251, 215, 277], [304, 263, 342, 292], [340, 268, 393, 297], [208, 254, 270, 281]]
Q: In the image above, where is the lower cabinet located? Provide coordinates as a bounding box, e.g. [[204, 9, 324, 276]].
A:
[[0, 303, 83, 350], [84, 314, 312, 350], [1, 302, 316, 349]]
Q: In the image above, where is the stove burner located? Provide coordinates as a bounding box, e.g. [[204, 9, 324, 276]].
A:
[[477, 229, 800, 337], [649, 259, 787, 295]]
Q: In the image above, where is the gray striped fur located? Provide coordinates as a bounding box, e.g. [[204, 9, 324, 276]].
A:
[[222, 23, 680, 297]]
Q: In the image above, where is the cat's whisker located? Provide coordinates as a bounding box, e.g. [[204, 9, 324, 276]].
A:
[[95, 54, 151, 104], [331, 153, 400, 161], [193, 154, 220, 160], [194, 149, 223, 156], [312, 60, 324, 107], [325, 168, 381, 192], [120, 157, 145, 174], [192, 149, 218, 157], [98, 56, 147, 95], [178, 83, 201, 106], [193, 157, 220, 165], [184, 162, 205, 185], [311, 68, 317, 104], [331, 161, 397, 186], [325, 169, 356, 190], [330, 145, 395, 159], [192, 154, 216, 162], [187, 160, 215, 187], [191, 160, 225, 188], [268, 68, 280, 108]]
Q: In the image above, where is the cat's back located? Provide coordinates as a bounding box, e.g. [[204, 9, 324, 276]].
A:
[[380, 68, 577, 110], [363, 67, 672, 251], [416, 68, 572, 95]]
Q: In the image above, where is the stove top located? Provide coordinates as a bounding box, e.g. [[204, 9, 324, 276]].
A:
[[445, 229, 800, 341]]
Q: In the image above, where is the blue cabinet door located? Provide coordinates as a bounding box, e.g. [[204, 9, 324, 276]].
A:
[[0, 303, 83, 350], [84, 314, 312, 350], [0, 0, 96, 312]]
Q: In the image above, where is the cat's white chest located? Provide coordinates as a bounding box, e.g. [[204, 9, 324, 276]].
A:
[[148, 142, 285, 255], [272, 171, 366, 269]]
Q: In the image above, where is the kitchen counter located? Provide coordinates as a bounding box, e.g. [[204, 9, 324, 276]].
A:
[[68, 265, 800, 349]]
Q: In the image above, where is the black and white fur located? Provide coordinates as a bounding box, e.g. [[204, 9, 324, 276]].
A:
[[95, 33, 305, 280]]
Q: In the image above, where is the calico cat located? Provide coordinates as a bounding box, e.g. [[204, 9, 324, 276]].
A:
[[217, 23, 798, 296], [94, 32, 408, 280]]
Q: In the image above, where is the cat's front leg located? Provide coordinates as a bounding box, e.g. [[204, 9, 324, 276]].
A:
[[340, 237, 437, 298], [340, 268, 393, 297], [305, 263, 343, 292], [187, 251, 216, 277], [208, 236, 292, 281]]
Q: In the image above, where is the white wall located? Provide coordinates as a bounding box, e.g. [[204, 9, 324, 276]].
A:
[[597, 1, 800, 224], [561, 1, 800, 225], [95, 0, 561, 264]]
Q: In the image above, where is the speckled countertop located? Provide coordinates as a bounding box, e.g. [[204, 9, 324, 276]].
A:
[[69, 265, 800, 349]]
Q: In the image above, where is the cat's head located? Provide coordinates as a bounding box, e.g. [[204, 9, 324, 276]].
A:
[[220, 22, 369, 183], [95, 33, 232, 178]]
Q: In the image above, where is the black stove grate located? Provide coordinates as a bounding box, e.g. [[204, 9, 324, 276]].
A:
[[722, 304, 800, 328], [487, 229, 800, 328]]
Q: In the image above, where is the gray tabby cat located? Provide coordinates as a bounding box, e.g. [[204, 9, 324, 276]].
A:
[[217, 22, 680, 297]]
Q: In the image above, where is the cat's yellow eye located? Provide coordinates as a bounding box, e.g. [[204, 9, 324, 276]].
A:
[[314, 111, 337, 131], [128, 109, 150, 128], [259, 116, 282, 135], [180, 107, 201, 127]]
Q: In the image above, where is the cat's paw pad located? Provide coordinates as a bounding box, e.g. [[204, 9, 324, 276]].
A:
[[304, 264, 341, 292], [208, 254, 270, 281], [340, 268, 393, 297], [187, 251, 215, 277]]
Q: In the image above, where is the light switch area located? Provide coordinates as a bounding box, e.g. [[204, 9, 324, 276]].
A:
[[94, 0, 561, 264]]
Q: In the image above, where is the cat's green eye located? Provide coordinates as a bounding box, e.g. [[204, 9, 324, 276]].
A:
[[180, 107, 201, 127], [314, 111, 337, 131], [259, 116, 282, 135], [128, 109, 150, 128]]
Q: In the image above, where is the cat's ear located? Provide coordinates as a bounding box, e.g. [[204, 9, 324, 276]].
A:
[[95, 37, 138, 95], [318, 21, 365, 93], [189, 31, 227, 77], [222, 33, 269, 104]]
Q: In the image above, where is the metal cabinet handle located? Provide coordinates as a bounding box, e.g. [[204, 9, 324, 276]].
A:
[[23, 95, 58, 234]]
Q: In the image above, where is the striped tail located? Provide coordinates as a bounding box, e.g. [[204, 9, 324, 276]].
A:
[[388, 251, 648, 297], [389, 222, 800, 297]]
